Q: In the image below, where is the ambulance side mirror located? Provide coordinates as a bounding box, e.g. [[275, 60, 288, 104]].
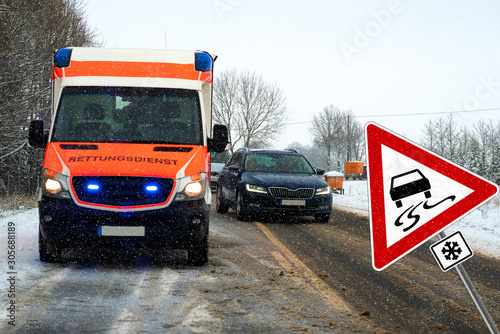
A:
[[208, 124, 229, 153], [29, 120, 48, 148]]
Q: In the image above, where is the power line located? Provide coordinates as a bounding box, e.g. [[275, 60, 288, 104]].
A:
[[288, 107, 500, 125]]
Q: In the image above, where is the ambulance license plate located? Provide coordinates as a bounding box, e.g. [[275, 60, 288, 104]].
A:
[[98, 226, 145, 237]]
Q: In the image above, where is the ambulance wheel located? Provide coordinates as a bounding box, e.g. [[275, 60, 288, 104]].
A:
[[39, 229, 63, 263], [187, 234, 208, 266]]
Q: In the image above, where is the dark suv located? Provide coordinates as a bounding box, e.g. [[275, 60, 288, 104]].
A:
[[216, 148, 332, 222]]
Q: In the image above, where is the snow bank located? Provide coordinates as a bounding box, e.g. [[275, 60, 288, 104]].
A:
[[333, 181, 500, 259], [325, 171, 344, 177]]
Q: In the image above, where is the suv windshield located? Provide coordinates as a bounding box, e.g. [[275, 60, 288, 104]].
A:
[[52, 87, 202, 145], [244, 153, 315, 174]]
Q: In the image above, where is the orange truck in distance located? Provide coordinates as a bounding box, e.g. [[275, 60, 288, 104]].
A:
[[29, 47, 228, 265], [344, 161, 365, 180]]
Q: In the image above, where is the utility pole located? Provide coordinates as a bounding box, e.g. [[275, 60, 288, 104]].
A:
[[346, 115, 351, 162]]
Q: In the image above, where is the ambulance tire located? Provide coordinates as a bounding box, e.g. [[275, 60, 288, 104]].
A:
[[39, 229, 63, 263], [187, 234, 208, 266]]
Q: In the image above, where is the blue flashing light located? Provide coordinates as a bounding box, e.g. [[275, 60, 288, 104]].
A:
[[87, 184, 100, 191], [195, 52, 212, 72], [54, 48, 72, 68], [146, 185, 159, 192]]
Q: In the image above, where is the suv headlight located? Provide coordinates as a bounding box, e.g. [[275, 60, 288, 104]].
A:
[[175, 173, 207, 201], [316, 186, 331, 196], [245, 184, 267, 194], [41, 169, 71, 199]]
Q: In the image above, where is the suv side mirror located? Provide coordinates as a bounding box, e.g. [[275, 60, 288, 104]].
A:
[[315, 168, 325, 175], [227, 164, 239, 172], [208, 124, 229, 153], [29, 120, 47, 148]]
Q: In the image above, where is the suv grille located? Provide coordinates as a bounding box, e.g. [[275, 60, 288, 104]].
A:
[[72, 176, 174, 207], [269, 187, 314, 199]]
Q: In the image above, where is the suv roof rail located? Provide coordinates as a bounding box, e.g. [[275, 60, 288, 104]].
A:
[[285, 148, 298, 153]]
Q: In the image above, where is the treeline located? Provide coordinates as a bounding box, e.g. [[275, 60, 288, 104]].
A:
[[0, 0, 99, 196], [289, 105, 365, 172], [289, 107, 498, 186], [420, 115, 499, 184]]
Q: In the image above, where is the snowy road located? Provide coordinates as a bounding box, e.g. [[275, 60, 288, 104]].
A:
[[1, 198, 499, 333]]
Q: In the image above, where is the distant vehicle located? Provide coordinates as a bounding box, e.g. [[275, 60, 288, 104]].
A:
[[345, 161, 364, 180], [390, 169, 431, 208], [216, 148, 332, 222], [210, 150, 231, 191]]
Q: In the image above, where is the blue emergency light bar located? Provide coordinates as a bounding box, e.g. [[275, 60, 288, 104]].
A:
[[195, 52, 212, 72], [145, 185, 159, 192], [87, 183, 100, 191], [54, 48, 72, 68]]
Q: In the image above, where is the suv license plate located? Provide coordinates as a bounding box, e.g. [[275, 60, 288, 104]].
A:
[[280, 199, 306, 206], [98, 226, 145, 237]]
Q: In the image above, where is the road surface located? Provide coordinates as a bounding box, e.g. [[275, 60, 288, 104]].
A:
[[1, 201, 499, 333]]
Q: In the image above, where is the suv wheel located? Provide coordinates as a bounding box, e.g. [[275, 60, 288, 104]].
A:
[[236, 192, 249, 221], [216, 185, 229, 214]]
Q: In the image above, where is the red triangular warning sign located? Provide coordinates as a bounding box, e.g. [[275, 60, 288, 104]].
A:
[[365, 122, 498, 271]]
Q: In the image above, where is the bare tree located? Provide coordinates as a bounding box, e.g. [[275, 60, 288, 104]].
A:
[[213, 69, 239, 151], [309, 105, 343, 170], [309, 105, 364, 171], [213, 69, 287, 152]]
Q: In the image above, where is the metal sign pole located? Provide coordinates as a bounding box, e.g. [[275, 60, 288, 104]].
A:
[[438, 232, 499, 334]]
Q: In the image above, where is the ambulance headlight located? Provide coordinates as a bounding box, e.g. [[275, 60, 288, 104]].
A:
[[42, 169, 71, 199], [185, 181, 203, 197], [45, 179, 62, 194], [175, 173, 207, 201]]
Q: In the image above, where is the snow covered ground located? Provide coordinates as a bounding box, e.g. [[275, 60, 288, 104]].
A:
[[333, 180, 500, 259]]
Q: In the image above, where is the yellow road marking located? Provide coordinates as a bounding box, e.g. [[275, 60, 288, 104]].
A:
[[256, 222, 352, 312]]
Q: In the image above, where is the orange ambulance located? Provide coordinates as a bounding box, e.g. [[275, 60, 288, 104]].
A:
[[29, 47, 228, 265]]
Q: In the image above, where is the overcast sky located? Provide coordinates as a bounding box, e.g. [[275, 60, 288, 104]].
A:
[[84, 0, 500, 148]]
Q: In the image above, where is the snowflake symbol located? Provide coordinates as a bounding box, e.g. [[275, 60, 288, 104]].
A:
[[441, 241, 462, 260]]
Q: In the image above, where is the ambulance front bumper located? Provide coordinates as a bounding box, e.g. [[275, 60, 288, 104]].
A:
[[38, 195, 209, 249]]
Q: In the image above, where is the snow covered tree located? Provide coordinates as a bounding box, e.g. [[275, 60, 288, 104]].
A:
[[0, 0, 100, 196]]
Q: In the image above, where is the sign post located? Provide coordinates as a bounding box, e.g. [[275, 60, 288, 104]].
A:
[[436, 232, 500, 334]]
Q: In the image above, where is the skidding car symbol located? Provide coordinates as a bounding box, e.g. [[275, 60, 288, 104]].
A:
[[390, 169, 431, 208]]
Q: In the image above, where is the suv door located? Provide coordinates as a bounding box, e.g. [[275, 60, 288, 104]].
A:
[[220, 151, 243, 205]]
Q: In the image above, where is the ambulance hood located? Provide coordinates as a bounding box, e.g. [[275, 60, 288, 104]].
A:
[[44, 143, 206, 179]]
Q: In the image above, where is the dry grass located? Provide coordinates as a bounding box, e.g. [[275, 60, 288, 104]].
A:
[[0, 195, 37, 218]]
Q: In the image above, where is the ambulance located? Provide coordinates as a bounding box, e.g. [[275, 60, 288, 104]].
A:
[[29, 47, 228, 265]]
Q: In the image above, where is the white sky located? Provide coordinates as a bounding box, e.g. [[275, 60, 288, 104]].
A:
[[83, 0, 500, 149]]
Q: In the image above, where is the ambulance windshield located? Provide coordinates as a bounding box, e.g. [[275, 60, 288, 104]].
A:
[[52, 87, 203, 145]]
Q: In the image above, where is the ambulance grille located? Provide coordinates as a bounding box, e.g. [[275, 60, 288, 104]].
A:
[[72, 176, 174, 207]]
